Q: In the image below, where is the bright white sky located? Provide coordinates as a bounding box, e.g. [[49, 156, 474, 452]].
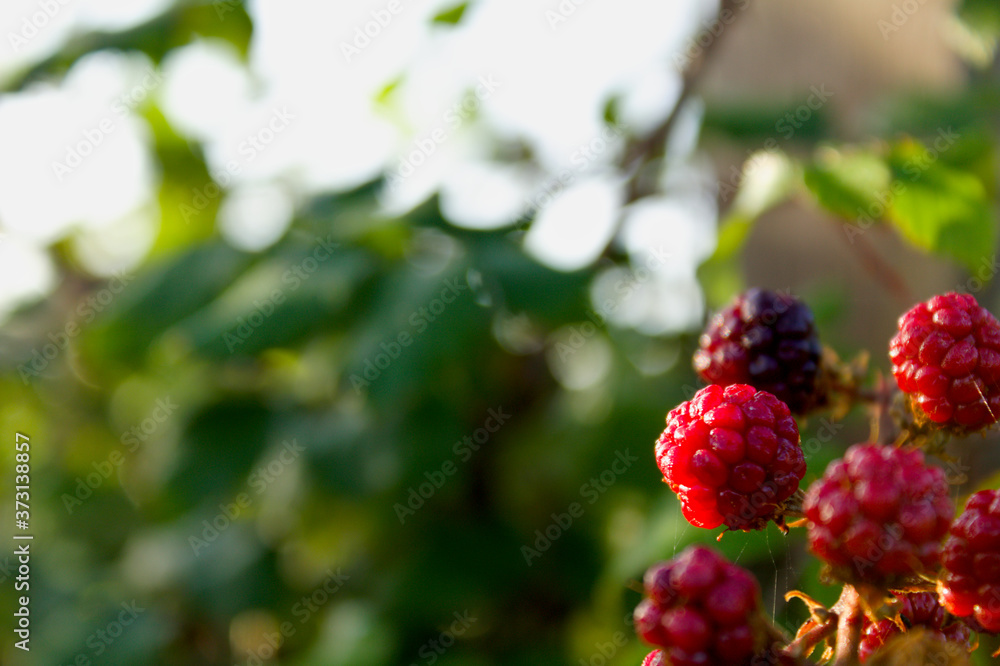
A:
[[0, 0, 720, 333]]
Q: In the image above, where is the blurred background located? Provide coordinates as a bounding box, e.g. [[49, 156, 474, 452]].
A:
[[1, 0, 1000, 663]]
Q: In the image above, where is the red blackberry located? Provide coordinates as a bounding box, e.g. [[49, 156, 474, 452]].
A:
[[803, 443, 952, 585], [858, 592, 973, 662], [694, 289, 822, 413], [656, 384, 806, 530], [939, 489, 1000, 632], [634, 546, 764, 665], [889, 292, 1000, 431]]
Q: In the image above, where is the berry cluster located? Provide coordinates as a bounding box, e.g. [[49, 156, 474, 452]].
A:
[[634, 546, 765, 666], [803, 443, 952, 585], [656, 384, 806, 530], [890, 292, 1000, 431], [635, 289, 1000, 665], [858, 592, 972, 662], [693, 289, 822, 413], [940, 489, 1000, 632]]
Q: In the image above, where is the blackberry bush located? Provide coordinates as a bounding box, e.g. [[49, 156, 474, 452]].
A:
[[633, 290, 1000, 665]]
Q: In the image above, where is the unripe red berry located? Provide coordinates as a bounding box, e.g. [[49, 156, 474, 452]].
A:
[[940, 489, 1000, 632], [890, 292, 1000, 431], [858, 592, 972, 662], [633, 546, 765, 665], [656, 384, 805, 530], [803, 443, 952, 585]]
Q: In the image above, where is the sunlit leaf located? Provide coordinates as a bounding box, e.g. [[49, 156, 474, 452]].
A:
[[887, 139, 997, 273], [432, 3, 469, 25], [803, 148, 891, 222]]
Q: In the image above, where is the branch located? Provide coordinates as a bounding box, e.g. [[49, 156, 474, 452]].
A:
[[834, 221, 914, 306], [620, 0, 743, 203]]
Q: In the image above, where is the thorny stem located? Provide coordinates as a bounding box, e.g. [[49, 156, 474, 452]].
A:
[[831, 585, 863, 666]]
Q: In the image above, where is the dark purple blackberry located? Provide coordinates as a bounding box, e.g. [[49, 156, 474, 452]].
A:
[[694, 289, 822, 413]]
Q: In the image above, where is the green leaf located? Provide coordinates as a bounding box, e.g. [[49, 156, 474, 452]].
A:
[[80, 241, 257, 369], [700, 150, 797, 306], [3, 3, 253, 93], [168, 401, 273, 509], [959, 0, 1000, 32], [803, 149, 891, 222], [704, 104, 829, 142], [697, 213, 753, 307], [375, 75, 403, 107], [933, 129, 997, 198], [432, 3, 469, 24], [728, 150, 798, 224], [145, 105, 220, 255], [886, 139, 997, 273], [177, 246, 377, 359], [602, 96, 621, 126]]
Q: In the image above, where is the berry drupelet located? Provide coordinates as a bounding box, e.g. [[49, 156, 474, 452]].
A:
[[640, 650, 664, 666]]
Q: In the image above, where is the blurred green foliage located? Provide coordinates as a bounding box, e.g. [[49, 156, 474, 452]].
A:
[[2, 2, 1000, 665]]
